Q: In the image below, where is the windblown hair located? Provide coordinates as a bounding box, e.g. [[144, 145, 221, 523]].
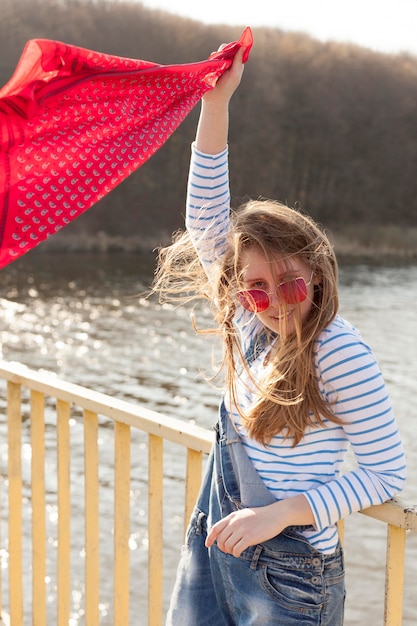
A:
[[152, 199, 340, 446]]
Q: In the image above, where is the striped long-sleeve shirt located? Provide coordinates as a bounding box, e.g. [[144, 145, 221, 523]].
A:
[[186, 143, 406, 554]]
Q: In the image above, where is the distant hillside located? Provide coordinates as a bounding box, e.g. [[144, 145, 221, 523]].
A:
[[1, 0, 417, 257]]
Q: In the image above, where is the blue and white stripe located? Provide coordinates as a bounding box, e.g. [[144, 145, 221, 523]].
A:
[[186, 143, 406, 554]]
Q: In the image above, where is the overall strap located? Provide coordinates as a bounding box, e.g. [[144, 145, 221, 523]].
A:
[[244, 330, 276, 365]]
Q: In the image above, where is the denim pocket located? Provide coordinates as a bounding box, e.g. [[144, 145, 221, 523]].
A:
[[259, 561, 323, 614]]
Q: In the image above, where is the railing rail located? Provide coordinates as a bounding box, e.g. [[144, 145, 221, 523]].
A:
[[0, 359, 415, 625]]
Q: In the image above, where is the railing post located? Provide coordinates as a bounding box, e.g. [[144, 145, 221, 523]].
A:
[[384, 524, 406, 626], [7, 381, 23, 625], [57, 399, 71, 626], [31, 390, 46, 625], [114, 421, 131, 625], [184, 449, 203, 537], [148, 434, 163, 626], [337, 519, 344, 547], [84, 410, 99, 626]]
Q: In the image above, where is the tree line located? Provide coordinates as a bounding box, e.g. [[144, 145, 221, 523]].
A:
[[1, 0, 417, 254]]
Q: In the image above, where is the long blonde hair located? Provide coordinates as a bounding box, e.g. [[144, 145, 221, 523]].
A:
[[152, 199, 340, 446]]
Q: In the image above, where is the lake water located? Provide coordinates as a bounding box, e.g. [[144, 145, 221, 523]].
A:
[[0, 252, 416, 625]]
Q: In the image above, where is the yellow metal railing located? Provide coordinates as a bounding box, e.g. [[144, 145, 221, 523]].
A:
[[0, 359, 415, 626]]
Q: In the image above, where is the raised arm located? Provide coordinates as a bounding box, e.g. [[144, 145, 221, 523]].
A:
[[185, 44, 248, 283]]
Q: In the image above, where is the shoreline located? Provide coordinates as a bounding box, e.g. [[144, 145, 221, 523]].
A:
[[27, 229, 417, 266]]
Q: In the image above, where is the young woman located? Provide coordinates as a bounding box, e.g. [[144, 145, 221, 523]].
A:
[[153, 45, 406, 626]]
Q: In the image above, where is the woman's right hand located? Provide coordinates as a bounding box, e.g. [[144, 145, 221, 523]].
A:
[[195, 45, 248, 155], [202, 45, 246, 105]]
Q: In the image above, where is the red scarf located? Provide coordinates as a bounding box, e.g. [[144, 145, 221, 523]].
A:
[[0, 27, 252, 268]]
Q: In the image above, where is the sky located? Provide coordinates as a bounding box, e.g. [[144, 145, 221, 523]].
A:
[[141, 0, 417, 57]]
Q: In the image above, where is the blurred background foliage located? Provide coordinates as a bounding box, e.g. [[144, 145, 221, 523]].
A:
[[1, 0, 416, 258]]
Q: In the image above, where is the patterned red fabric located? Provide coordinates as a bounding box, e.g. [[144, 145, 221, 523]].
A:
[[0, 27, 252, 268]]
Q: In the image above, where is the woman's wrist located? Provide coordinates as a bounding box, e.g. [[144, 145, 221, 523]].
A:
[[273, 495, 316, 529]]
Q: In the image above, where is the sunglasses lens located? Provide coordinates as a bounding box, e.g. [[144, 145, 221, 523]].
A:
[[238, 278, 309, 312], [237, 290, 269, 312], [278, 278, 308, 304]]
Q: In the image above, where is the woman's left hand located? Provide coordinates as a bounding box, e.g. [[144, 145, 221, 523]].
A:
[[205, 495, 315, 558], [205, 504, 285, 558]]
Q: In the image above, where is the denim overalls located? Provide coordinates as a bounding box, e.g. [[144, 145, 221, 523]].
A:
[[167, 339, 345, 626]]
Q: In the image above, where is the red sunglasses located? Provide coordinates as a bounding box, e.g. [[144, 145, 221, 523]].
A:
[[237, 274, 313, 313]]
